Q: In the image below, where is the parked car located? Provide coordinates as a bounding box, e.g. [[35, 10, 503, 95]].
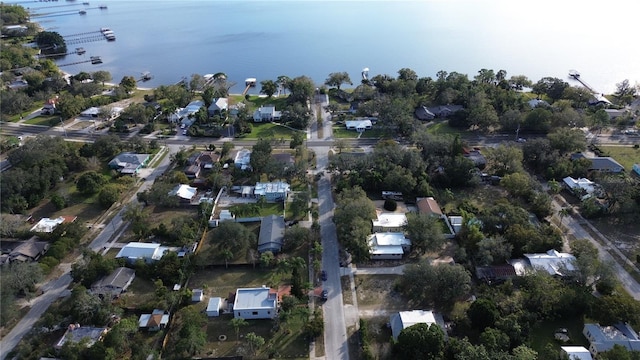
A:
[[517, 137, 527, 143], [321, 290, 328, 300], [182, 129, 188, 135], [320, 270, 327, 281]]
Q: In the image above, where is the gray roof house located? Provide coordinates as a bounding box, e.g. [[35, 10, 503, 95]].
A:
[[584, 323, 640, 357], [91, 267, 136, 298], [572, 153, 625, 173], [54, 325, 108, 350], [3, 236, 49, 264], [257, 215, 285, 254], [108, 152, 151, 175], [415, 105, 464, 120], [415, 106, 436, 121]]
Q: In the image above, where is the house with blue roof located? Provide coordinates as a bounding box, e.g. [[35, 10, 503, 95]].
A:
[[583, 323, 640, 357]]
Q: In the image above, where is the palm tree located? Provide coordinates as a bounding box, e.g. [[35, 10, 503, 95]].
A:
[[229, 317, 248, 343], [220, 248, 233, 268], [558, 207, 572, 225]]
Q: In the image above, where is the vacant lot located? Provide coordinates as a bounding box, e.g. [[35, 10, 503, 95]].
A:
[[354, 275, 408, 312]]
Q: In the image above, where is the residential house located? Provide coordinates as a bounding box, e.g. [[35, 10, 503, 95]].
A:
[[258, 215, 285, 254], [475, 264, 517, 283], [183, 164, 201, 179], [254, 181, 290, 202], [372, 213, 407, 232], [138, 309, 170, 331], [233, 149, 252, 170], [188, 151, 220, 170], [345, 119, 372, 132], [206, 297, 223, 317], [560, 346, 592, 360], [271, 153, 295, 168], [168, 184, 198, 204], [91, 267, 136, 299], [633, 164, 640, 177], [528, 99, 550, 108], [232, 286, 278, 319], [30, 216, 77, 233], [3, 236, 49, 264], [253, 105, 281, 122], [604, 108, 628, 120], [54, 325, 108, 350], [368, 232, 411, 260], [169, 100, 204, 123], [80, 107, 100, 118], [448, 216, 463, 234], [108, 152, 151, 175], [583, 323, 640, 357], [192, 289, 204, 302], [414, 106, 436, 121], [563, 176, 598, 200], [389, 310, 447, 341], [511, 249, 576, 277], [207, 97, 228, 117], [572, 153, 624, 173], [115, 242, 171, 263], [416, 197, 443, 217]]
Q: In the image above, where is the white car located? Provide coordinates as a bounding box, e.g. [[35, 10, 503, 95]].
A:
[[517, 138, 527, 143]]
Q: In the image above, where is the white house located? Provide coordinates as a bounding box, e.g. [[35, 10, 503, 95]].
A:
[[207, 97, 228, 117], [30, 216, 76, 233], [511, 249, 576, 277], [345, 119, 372, 132], [560, 346, 592, 360], [254, 182, 290, 202], [389, 310, 446, 341], [563, 176, 598, 200], [192, 289, 204, 302], [372, 213, 407, 232], [234, 149, 252, 170], [232, 286, 278, 319], [115, 242, 171, 263], [168, 184, 198, 203], [368, 232, 411, 260], [584, 323, 640, 357], [206, 297, 223, 317], [253, 105, 281, 122]]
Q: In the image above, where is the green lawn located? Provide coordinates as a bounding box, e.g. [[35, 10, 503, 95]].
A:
[[528, 317, 589, 354], [426, 121, 464, 136], [240, 122, 298, 139], [598, 145, 640, 170], [332, 126, 392, 139]]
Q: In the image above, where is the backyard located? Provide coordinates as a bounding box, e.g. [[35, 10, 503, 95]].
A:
[[598, 145, 640, 170]]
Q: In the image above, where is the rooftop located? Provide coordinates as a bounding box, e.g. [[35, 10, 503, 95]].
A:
[[233, 287, 277, 311], [368, 232, 410, 247], [524, 249, 576, 276], [372, 213, 407, 229], [416, 197, 443, 216]]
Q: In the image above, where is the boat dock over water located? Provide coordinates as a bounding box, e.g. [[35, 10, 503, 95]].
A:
[[101, 27, 115, 41]]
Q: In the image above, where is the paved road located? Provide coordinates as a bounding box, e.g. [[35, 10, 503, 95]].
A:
[[552, 196, 640, 300], [0, 146, 177, 359]]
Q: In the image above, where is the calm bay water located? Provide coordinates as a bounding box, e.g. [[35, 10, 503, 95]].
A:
[[24, 0, 640, 94]]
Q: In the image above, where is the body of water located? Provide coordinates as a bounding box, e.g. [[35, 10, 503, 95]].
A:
[[24, 0, 640, 94]]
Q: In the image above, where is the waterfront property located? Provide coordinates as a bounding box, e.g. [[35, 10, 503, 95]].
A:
[[253, 105, 281, 122], [232, 286, 278, 320]]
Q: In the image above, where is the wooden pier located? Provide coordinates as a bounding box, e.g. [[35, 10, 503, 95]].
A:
[[242, 77, 256, 96]]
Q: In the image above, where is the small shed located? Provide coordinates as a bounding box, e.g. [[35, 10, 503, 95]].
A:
[[206, 297, 223, 317], [192, 289, 204, 302]]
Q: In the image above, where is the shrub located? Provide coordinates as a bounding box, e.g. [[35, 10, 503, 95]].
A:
[[50, 194, 66, 210], [383, 199, 397, 211]]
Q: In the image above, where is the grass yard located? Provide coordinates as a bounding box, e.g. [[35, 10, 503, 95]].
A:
[[528, 317, 589, 355], [598, 145, 640, 170], [24, 115, 58, 126], [117, 277, 157, 309], [354, 275, 408, 310], [188, 267, 275, 300], [242, 95, 289, 111], [240, 122, 297, 139], [362, 316, 394, 360], [332, 126, 392, 139], [341, 276, 353, 305], [426, 121, 464, 136]]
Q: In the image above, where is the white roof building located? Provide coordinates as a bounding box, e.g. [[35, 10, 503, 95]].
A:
[[561, 346, 592, 360], [368, 233, 411, 260], [519, 249, 576, 276], [389, 310, 446, 340], [30, 217, 65, 233], [254, 181, 290, 202], [372, 213, 407, 232], [233, 286, 278, 320], [168, 184, 197, 201], [206, 297, 223, 317], [345, 119, 372, 132], [563, 176, 597, 200], [115, 242, 171, 263], [234, 149, 252, 170]]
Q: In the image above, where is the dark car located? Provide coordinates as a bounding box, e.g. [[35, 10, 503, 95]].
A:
[[321, 290, 328, 300], [320, 270, 327, 281]]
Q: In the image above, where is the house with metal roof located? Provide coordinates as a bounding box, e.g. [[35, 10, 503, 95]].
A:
[[563, 176, 598, 200], [232, 286, 278, 319], [91, 267, 136, 298], [139, 309, 170, 332], [511, 249, 576, 277], [233, 148, 252, 170], [572, 153, 624, 173], [54, 325, 108, 349], [115, 242, 171, 263], [583, 323, 640, 357], [368, 232, 411, 260], [372, 213, 407, 232], [560, 346, 592, 360], [345, 119, 372, 132], [168, 184, 198, 203], [389, 310, 446, 340], [206, 297, 223, 317], [258, 215, 285, 254], [30, 216, 77, 233], [108, 152, 151, 175], [254, 181, 290, 202]]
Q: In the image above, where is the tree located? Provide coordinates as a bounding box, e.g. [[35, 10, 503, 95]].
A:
[[404, 213, 445, 255], [501, 172, 532, 198], [92, 70, 112, 88], [250, 138, 273, 174], [260, 79, 277, 97], [395, 323, 445, 360], [119, 76, 137, 93], [614, 79, 637, 106], [325, 72, 352, 90], [3, 262, 43, 296], [597, 344, 640, 360], [398, 261, 471, 309], [532, 77, 568, 101], [212, 221, 256, 254], [173, 307, 207, 357], [34, 31, 67, 55], [283, 225, 310, 252], [290, 131, 304, 149], [98, 184, 120, 208], [245, 332, 265, 356], [334, 187, 377, 262], [76, 171, 106, 194], [547, 128, 586, 155], [230, 317, 248, 342], [220, 248, 233, 268], [475, 236, 513, 266], [290, 191, 310, 218], [485, 145, 523, 176], [287, 75, 315, 104], [281, 102, 312, 129], [468, 298, 499, 331], [479, 327, 510, 353]]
